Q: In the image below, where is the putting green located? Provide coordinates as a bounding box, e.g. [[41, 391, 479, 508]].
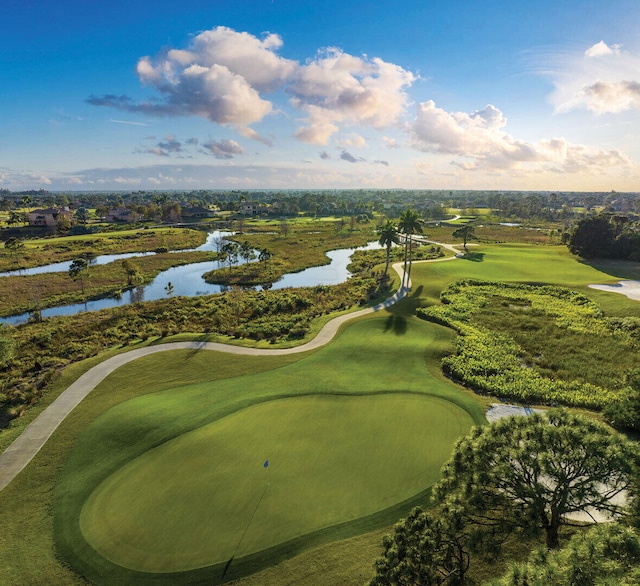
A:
[[79, 392, 473, 573]]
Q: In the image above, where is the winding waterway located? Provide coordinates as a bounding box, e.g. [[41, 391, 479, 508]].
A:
[[2, 234, 383, 326]]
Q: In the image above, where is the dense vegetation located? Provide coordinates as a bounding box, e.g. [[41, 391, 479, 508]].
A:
[[371, 411, 640, 585], [568, 213, 640, 261], [417, 280, 639, 409], [489, 524, 640, 586]]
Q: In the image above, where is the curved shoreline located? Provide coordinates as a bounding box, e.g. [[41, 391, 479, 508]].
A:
[[0, 251, 461, 493]]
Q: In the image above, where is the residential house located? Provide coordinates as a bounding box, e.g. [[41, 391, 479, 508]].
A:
[[106, 207, 140, 223], [28, 207, 73, 227], [240, 201, 269, 216], [182, 205, 215, 218]]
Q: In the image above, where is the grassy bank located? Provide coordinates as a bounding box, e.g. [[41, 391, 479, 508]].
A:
[[0, 227, 207, 272]]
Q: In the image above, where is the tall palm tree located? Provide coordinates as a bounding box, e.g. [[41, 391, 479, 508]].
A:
[[376, 220, 399, 277], [398, 208, 423, 288]]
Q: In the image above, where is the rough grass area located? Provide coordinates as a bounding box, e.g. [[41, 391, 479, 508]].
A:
[[0, 227, 206, 272], [418, 280, 638, 408], [54, 317, 484, 585]]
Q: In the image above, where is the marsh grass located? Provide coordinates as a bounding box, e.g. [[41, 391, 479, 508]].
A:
[[0, 227, 206, 272], [0, 251, 216, 316], [476, 294, 637, 391]]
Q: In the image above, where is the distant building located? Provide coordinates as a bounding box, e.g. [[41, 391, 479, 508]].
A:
[[240, 201, 269, 216], [106, 207, 140, 222], [182, 205, 215, 218], [28, 207, 73, 227]]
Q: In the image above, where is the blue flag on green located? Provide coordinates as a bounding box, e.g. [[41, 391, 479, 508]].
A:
[[264, 460, 269, 468]]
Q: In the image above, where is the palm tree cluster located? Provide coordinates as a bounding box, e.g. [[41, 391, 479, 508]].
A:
[[398, 209, 424, 288], [376, 209, 424, 289]]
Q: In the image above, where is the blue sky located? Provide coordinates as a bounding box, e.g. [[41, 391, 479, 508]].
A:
[[2, 0, 639, 191]]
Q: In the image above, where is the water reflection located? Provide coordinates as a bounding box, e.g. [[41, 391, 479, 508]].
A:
[[2, 238, 382, 326]]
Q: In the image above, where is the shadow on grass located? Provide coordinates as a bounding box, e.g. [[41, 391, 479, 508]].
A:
[[187, 330, 212, 357], [460, 251, 485, 262], [382, 285, 425, 320], [579, 258, 640, 281], [383, 314, 407, 335]]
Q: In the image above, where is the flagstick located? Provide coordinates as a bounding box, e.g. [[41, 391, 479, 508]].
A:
[[221, 460, 271, 581]]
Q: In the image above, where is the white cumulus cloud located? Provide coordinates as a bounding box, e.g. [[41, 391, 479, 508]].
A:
[[410, 100, 632, 174], [88, 27, 416, 147], [290, 48, 415, 144], [90, 26, 292, 131], [550, 41, 640, 114]]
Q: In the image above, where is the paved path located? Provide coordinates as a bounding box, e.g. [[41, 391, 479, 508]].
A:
[[0, 249, 462, 492]]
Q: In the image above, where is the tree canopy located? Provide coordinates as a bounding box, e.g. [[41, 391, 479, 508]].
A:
[[69, 258, 89, 295], [489, 524, 640, 586], [451, 224, 476, 252], [434, 410, 640, 549], [567, 214, 640, 260], [370, 505, 469, 586], [371, 410, 640, 585], [376, 220, 399, 276]]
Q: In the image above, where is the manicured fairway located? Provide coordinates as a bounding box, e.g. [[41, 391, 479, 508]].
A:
[[412, 243, 640, 316], [80, 393, 472, 572], [54, 317, 484, 584]]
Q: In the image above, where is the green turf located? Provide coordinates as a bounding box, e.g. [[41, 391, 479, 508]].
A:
[[80, 393, 473, 573], [54, 317, 484, 584], [411, 243, 640, 317], [14, 242, 637, 585]]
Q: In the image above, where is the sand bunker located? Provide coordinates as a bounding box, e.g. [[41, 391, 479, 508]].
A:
[[589, 280, 640, 301], [485, 403, 542, 422]]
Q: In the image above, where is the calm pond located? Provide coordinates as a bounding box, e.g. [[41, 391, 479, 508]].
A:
[[2, 234, 383, 326]]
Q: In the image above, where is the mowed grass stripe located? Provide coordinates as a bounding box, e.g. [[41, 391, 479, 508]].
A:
[[79, 393, 473, 573], [55, 317, 484, 584]]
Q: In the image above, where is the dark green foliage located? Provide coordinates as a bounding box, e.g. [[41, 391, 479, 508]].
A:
[[68, 258, 88, 295], [568, 213, 640, 260], [452, 224, 476, 251], [416, 280, 636, 408], [4, 236, 24, 253], [121, 259, 142, 287], [370, 506, 470, 586], [434, 410, 640, 551], [489, 524, 640, 586], [376, 220, 399, 276], [604, 369, 640, 432]]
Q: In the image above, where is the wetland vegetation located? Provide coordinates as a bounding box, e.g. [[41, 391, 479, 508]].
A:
[[1, 188, 640, 585]]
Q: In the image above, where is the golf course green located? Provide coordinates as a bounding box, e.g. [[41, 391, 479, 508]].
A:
[[80, 393, 473, 573]]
